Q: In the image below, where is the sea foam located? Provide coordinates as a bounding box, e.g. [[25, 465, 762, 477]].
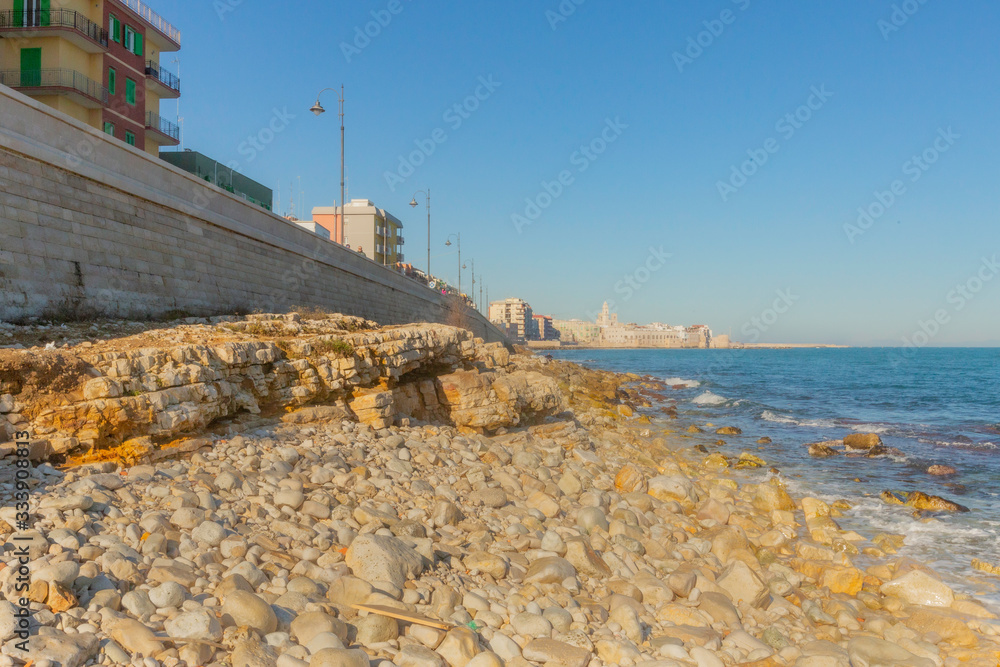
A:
[[692, 391, 728, 406]]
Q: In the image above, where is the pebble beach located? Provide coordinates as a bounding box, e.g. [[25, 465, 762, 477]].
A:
[[2, 315, 999, 667]]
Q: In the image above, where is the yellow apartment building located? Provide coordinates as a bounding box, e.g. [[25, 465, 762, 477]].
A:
[[0, 0, 180, 155]]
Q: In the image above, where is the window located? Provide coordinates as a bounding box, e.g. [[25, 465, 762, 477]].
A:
[[16, 0, 49, 28], [124, 25, 134, 52], [125, 131, 135, 146], [103, 122, 114, 135], [108, 67, 116, 95], [125, 78, 136, 105], [109, 14, 120, 42]]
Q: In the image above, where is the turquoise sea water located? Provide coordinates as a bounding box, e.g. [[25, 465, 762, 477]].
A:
[[548, 347, 1000, 605]]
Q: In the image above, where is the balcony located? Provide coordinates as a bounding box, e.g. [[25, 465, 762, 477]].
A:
[[397, 235, 405, 245], [145, 111, 179, 145], [112, 0, 180, 49], [144, 60, 180, 98], [0, 68, 108, 107], [0, 10, 108, 53]]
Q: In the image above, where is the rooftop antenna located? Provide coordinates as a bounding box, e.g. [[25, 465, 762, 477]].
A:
[[276, 182, 281, 216], [289, 181, 295, 218]]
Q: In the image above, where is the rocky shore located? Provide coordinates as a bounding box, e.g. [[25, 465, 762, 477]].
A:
[[1, 314, 998, 667]]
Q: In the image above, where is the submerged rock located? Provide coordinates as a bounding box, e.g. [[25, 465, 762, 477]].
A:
[[881, 490, 969, 512], [843, 433, 883, 451]]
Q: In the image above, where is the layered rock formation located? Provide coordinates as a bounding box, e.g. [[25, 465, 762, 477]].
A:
[[0, 314, 563, 462]]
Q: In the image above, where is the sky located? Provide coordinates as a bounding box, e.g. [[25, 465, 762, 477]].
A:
[[154, 0, 999, 346]]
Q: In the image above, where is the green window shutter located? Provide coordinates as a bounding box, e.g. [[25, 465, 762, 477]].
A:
[[126, 78, 136, 105], [39, 0, 50, 27], [110, 15, 120, 42], [108, 68, 116, 95], [20, 48, 41, 87], [125, 131, 135, 146], [134, 32, 143, 57], [124, 25, 132, 51], [104, 122, 114, 135]]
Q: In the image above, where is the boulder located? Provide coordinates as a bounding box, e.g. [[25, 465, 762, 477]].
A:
[[847, 637, 935, 667], [221, 591, 278, 634], [614, 464, 647, 493], [904, 608, 978, 648], [522, 638, 592, 667], [716, 560, 769, 608], [345, 533, 427, 588], [436, 627, 480, 667], [808, 442, 839, 457], [751, 480, 795, 512], [880, 570, 955, 607], [843, 433, 882, 451], [648, 475, 698, 504], [524, 556, 577, 584]]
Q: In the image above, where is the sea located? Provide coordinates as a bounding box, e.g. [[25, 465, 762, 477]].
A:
[[547, 347, 1000, 607]]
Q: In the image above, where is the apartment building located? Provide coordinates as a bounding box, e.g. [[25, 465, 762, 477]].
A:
[[532, 314, 556, 341], [319, 199, 403, 265], [489, 298, 533, 341], [551, 318, 600, 344], [0, 0, 180, 155]]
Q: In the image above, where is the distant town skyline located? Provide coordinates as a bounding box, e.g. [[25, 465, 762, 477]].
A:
[[165, 1, 1000, 346]]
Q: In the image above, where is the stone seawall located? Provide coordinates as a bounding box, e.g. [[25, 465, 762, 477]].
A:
[[0, 86, 504, 343]]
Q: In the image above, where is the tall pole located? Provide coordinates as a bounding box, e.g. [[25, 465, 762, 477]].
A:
[[339, 85, 345, 236], [426, 189, 431, 279], [457, 233, 461, 295]]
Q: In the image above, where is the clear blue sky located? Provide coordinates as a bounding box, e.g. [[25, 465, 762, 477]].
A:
[[156, 0, 999, 346]]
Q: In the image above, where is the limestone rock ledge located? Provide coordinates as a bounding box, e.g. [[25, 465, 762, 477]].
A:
[[0, 314, 561, 460]]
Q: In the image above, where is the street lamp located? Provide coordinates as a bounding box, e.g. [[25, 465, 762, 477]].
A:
[[469, 258, 476, 310], [410, 190, 430, 280], [445, 233, 461, 295], [310, 85, 345, 233]]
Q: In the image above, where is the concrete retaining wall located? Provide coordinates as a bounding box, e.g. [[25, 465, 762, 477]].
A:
[[0, 85, 506, 343]]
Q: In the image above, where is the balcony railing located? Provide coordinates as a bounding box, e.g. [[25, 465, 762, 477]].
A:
[[397, 236, 405, 245], [113, 0, 180, 46], [0, 9, 108, 47], [0, 68, 108, 105], [145, 111, 179, 142], [144, 60, 180, 93]]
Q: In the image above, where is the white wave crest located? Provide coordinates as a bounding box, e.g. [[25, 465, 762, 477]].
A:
[[692, 391, 728, 406], [848, 423, 891, 434], [663, 377, 701, 388], [761, 410, 796, 424], [760, 410, 838, 429]]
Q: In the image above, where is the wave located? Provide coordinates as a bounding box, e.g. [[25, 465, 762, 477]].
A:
[[920, 438, 998, 450], [663, 377, 701, 388], [692, 391, 728, 406], [761, 410, 796, 424], [846, 423, 891, 434], [759, 410, 838, 429]]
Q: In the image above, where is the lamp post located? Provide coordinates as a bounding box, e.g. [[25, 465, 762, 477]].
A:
[[445, 233, 461, 295], [410, 190, 430, 280], [310, 85, 345, 231], [469, 258, 476, 309]]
